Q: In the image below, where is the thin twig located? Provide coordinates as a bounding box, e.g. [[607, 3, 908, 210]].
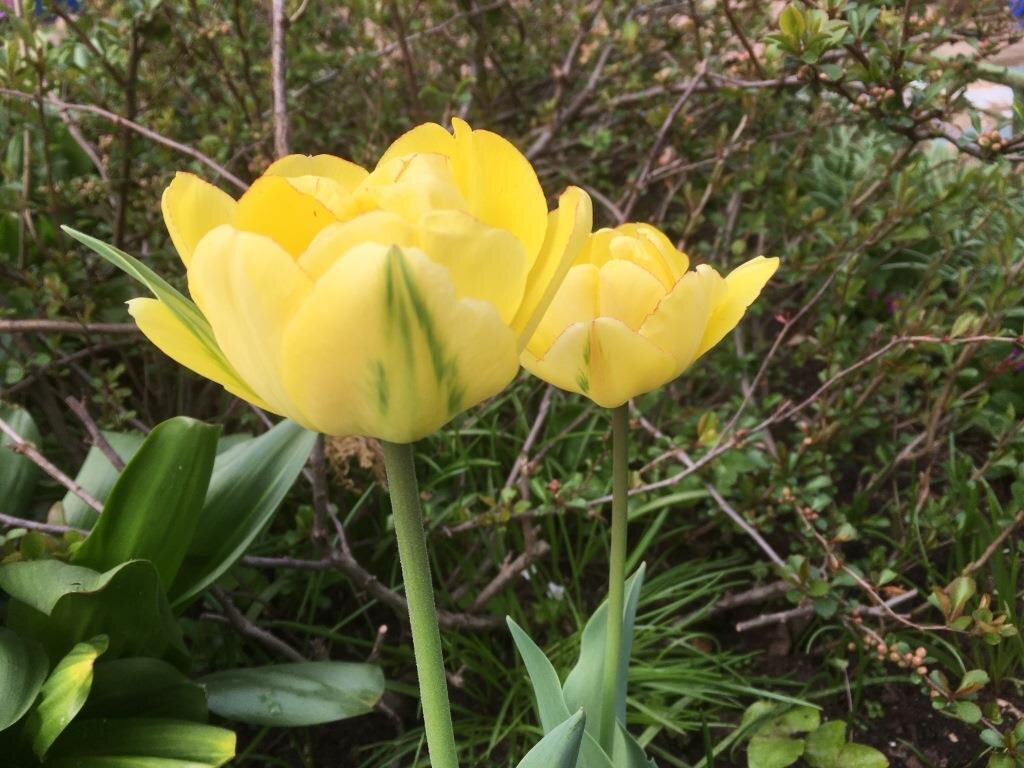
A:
[[0, 319, 139, 334], [0, 513, 86, 536], [64, 397, 125, 470], [209, 587, 305, 661], [270, 0, 289, 157], [0, 415, 104, 513]]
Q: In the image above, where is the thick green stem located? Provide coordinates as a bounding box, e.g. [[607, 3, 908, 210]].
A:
[[381, 441, 459, 768], [598, 405, 629, 753]]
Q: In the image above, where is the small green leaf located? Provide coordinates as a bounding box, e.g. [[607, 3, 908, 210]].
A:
[[507, 617, 571, 732], [72, 416, 220, 588], [951, 701, 982, 724], [200, 661, 384, 726], [0, 627, 48, 730], [515, 710, 586, 768], [832, 743, 888, 768], [24, 636, 108, 759], [748, 735, 804, 768], [804, 721, 846, 766], [957, 669, 990, 695], [779, 5, 805, 38]]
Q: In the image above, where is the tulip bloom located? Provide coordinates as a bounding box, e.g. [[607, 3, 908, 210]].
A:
[[522, 223, 778, 407], [129, 120, 592, 442]]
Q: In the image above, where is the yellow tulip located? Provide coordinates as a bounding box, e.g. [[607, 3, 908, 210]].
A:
[[130, 120, 593, 442], [522, 223, 779, 407]]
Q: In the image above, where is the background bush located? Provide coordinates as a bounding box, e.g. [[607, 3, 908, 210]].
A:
[[2, 1, 1023, 765]]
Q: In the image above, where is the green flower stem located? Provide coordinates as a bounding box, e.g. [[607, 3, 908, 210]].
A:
[[381, 441, 459, 768], [599, 404, 630, 754]]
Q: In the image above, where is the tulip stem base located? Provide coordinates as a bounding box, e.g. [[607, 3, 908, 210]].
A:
[[381, 440, 459, 768], [599, 404, 630, 754]]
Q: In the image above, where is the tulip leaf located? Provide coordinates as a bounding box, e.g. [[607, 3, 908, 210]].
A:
[[62, 431, 144, 531], [200, 661, 385, 726], [614, 722, 658, 768], [562, 564, 646, 740], [24, 635, 108, 759], [507, 617, 572, 732], [170, 419, 315, 607], [0, 403, 41, 520], [71, 416, 219, 589], [61, 226, 228, 370], [0, 559, 187, 666], [82, 658, 208, 722], [0, 627, 48, 731], [45, 717, 236, 767], [515, 710, 586, 768]]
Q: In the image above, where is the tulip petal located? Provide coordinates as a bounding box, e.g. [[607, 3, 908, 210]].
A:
[[418, 210, 527, 325], [526, 264, 598, 359], [522, 317, 675, 409], [298, 212, 417, 280], [265, 153, 369, 192], [281, 244, 519, 441], [188, 226, 313, 421], [127, 298, 271, 409], [161, 172, 237, 267], [598, 259, 665, 330], [696, 255, 780, 358], [513, 186, 593, 350], [616, 223, 689, 283], [639, 270, 712, 374], [234, 175, 338, 257], [451, 118, 548, 265], [278, 175, 362, 219], [378, 122, 456, 164]]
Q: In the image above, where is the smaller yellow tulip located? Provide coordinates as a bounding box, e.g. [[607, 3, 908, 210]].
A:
[[522, 223, 779, 407]]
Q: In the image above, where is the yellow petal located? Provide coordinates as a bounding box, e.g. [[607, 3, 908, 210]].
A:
[[378, 122, 456, 164], [418, 210, 526, 325], [360, 154, 468, 222], [513, 186, 593, 349], [639, 270, 713, 374], [161, 172, 237, 267], [450, 118, 548, 264], [616, 223, 689, 283], [597, 259, 665, 330], [187, 226, 313, 421], [127, 298, 271, 409], [280, 244, 519, 441], [521, 317, 675, 408], [297, 212, 417, 280], [233, 175, 338, 257], [525, 264, 598, 358], [264, 153, 369, 193], [279, 175, 362, 219], [696, 255, 779, 358]]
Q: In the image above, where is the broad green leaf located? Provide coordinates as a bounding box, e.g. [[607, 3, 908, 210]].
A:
[[579, 733, 616, 768], [62, 431, 144, 530], [0, 627, 48, 730], [804, 721, 845, 765], [777, 706, 820, 735], [779, 5, 805, 37], [748, 735, 804, 768], [83, 658, 208, 722], [200, 661, 384, 726], [45, 717, 235, 767], [61, 227, 230, 372], [0, 559, 187, 666], [24, 635, 108, 759], [832, 744, 888, 768], [613, 722, 658, 768], [515, 710, 586, 768], [0, 403, 41, 519], [72, 416, 219, 588], [507, 617, 571, 732], [562, 565, 645, 739], [170, 420, 315, 606]]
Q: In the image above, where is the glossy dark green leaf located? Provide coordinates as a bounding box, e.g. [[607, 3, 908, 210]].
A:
[[72, 416, 219, 588], [0, 559, 187, 666], [83, 658, 208, 722], [46, 717, 235, 767], [62, 431, 144, 531], [0, 627, 48, 730], [200, 661, 384, 726], [0, 404, 41, 519], [515, 710, 586, 768], [24, 635, 108, 759], [170, 419, 315, 606], [507, 617, 571, 732]]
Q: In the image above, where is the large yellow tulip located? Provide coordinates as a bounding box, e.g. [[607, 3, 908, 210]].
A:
[[129, 120, 593, 442], [522, 223, 778, 407]]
